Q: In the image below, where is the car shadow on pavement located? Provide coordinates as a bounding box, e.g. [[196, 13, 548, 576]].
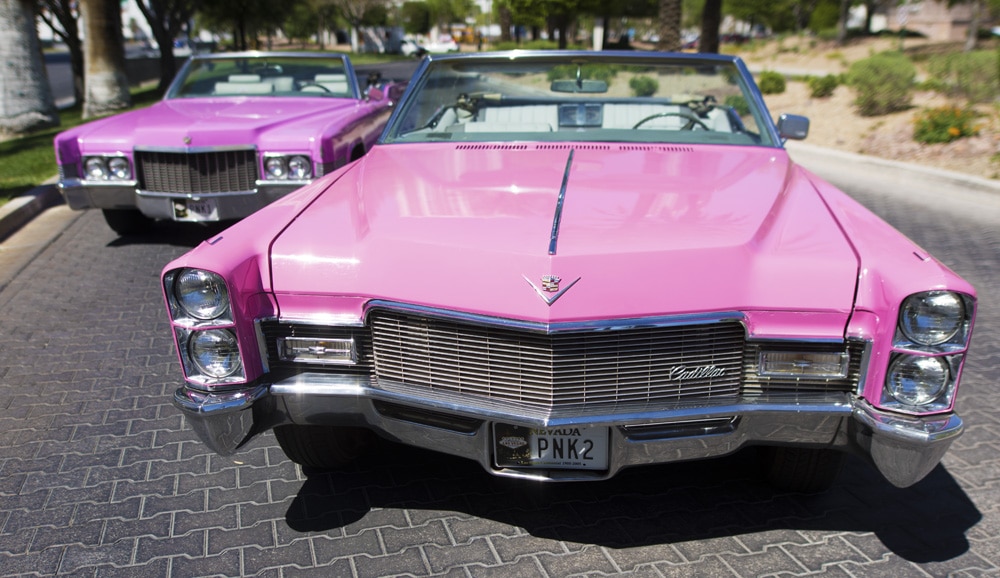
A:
[[105, 221, 234, 249], [285, 437, 979, 564]]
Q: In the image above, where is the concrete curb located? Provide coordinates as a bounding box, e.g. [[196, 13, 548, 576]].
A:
[[0, 177, 63, 242], [787, 140, 1000, 196]]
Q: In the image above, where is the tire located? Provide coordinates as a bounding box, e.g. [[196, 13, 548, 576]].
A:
[[759, 446, 846, 493], [102, 209, 154, 236], [273, 425, 375, 470]]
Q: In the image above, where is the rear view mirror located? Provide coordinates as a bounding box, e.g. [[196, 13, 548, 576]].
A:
[[550, 79, 608, 93]]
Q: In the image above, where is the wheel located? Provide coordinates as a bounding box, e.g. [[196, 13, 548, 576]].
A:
[[633, 111, 710, 130], [274, 425, 375, 469], [102, 209, 154, 236], [758, 446, 845, 493]]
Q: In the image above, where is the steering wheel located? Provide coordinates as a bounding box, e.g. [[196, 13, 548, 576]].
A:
[[299, 82, 332, 93], [633, 112, 710, 130]]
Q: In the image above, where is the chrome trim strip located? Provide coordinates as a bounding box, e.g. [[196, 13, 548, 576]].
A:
[[269, 372, 853, 427], [136, 189, 257, 198], [63, 179, 137, 188], [548, 149, 574, 255], [255, 179, 313, 187], [361, 300, 748, 333], [134, 144, 258, 154], [271, 315, 365, 327]]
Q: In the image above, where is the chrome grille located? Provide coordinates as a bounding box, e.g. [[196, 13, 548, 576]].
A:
[[135, 149, 258, 194], [368, 311, 746, 410]]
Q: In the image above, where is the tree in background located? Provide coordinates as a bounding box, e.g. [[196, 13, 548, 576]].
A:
[[198, 0, 282, 51], [38, 0, 83, 105], [401, 1, 432, 35], [655, 0, 681, 51], [81, 0, 131, 118], [0, 0, 58, 135], [135, 0, 198, 93], [327, 0, 387, 51], [699, 0, 722, 52]]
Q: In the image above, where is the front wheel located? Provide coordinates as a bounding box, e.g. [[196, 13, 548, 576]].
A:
[[102, 209, 153, 236], [274, 425, 375, 470], [759, 446, 846, 493]]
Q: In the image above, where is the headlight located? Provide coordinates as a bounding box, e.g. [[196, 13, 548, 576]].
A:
[[85, 157, 107, 180], [188, 329, 242, 378], [84, 156, 130, 180], [264, 155, 312, 180], [107, 157, 131, 179], [265, 157, 286, 179], [899, 291, 966, 346], [886, 355, 949, 406], [174, 269, 230, 321], [287, 155, 312, 179]]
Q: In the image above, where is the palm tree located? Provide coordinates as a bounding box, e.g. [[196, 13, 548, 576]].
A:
[[0, 0, 59, 136], [80, 0, 130, 119], [655, 0, 681, 52]]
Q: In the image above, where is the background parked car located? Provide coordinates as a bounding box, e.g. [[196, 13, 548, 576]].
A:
[[54, 52, 397, 235]]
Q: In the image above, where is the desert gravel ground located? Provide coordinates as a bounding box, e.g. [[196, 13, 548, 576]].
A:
[[739, 35, 1000, 180]]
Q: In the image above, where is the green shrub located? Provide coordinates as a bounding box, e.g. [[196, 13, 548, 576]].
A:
[[927, 50, 999, 103], [724, 94, 751, 116], [629, 75, 659, 97], [848, 52, 916, 116], [758, 71, 786, 94], [808, 74, 839, 98], [913, 106, 980, 143]]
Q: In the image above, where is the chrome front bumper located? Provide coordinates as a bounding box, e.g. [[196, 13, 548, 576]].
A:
[[58, 179, 305, 220], [173, 373, 963, 488]]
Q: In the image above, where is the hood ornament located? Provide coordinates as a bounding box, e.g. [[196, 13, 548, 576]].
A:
[[183, 136, 192, 145], [524, 274, 581, 306]]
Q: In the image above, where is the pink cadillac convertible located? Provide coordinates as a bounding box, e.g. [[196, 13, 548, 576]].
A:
[[162, 52, 976, 492], [54, 52, 395, 235]]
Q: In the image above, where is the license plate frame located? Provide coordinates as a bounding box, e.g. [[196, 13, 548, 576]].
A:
[[173, 198, 219, 222], [493, 423, 609, 470]]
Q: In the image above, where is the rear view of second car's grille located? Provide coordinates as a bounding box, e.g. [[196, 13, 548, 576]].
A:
[[135, 148, 258, 194], [368, 311, 746, 412]]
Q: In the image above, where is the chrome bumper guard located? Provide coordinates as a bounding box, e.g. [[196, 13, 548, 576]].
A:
[[173, 374, 963, 487]]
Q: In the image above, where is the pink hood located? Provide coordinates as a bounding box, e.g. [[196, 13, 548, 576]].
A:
[[269, 144, 859, 328], [61, 98, 361, 151]]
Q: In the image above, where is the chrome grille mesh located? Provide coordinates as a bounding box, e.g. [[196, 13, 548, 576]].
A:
[[261, 313, 863, 415], [135, 149, 258, 194], [368, 311, 746, 409]]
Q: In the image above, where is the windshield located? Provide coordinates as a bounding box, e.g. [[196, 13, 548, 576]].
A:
[[169, 56, 356, 99], [384, 55, 775, 147]]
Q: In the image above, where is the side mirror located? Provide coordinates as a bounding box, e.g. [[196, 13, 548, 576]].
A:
[[777, 114, 809, 140]]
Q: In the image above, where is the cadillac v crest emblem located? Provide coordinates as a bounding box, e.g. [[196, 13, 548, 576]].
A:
[[183, 136, 192, 145], [524, 274, 581, 306]]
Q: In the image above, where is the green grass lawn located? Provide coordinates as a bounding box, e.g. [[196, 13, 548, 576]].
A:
[[0, 87, 161, 206]]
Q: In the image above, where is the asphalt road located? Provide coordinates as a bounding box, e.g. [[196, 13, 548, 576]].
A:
[[1, 152, 999, 576]]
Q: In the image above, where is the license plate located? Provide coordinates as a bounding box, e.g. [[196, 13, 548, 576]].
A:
[[173, 198, 219, 222], [494, 423, 609, 470]]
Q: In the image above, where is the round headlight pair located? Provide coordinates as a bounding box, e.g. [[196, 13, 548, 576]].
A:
[[265, 155, 311, 180], [899, 291, 966, 346], [174, 269, 230, 320], [188, 329, 242, 378], [84, 156, 130, 180]]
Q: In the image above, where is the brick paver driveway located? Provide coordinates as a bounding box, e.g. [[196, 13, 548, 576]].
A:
[[1, 169, 999, 576]]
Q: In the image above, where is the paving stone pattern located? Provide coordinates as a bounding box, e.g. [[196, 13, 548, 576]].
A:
[[0, 185, 999, 577]]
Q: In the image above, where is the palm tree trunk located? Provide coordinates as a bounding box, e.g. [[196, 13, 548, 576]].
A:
[[655, 0, 681, 52], [699, 0, 722, 53], [0, 0, 59, 135], [81, 0, 131, 118]]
